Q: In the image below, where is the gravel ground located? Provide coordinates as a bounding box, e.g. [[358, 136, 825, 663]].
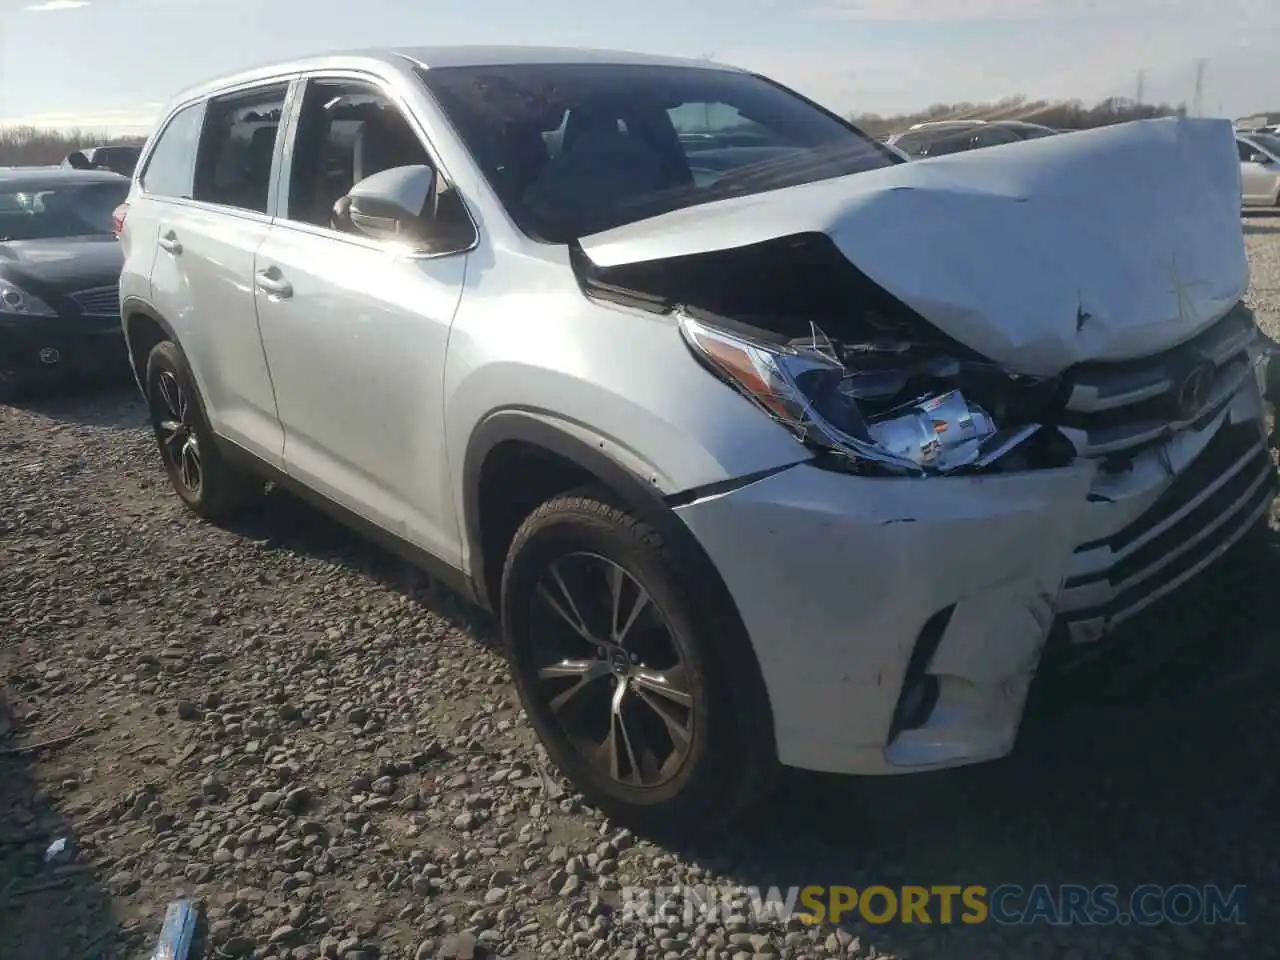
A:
[[3, 221, 1280, 960]]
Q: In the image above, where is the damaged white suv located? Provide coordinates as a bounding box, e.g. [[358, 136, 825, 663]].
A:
[[118, 46, 1277, 832]]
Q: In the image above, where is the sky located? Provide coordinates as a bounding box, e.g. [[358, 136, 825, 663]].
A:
[[0, 0, 1276, 133]]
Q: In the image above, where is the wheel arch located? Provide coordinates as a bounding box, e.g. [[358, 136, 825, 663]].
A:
[[121, 297, 217, 435], [121, 297, 177, 394], [462, 409, 778, 760]]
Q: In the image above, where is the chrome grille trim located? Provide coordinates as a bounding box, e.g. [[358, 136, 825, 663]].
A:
[[1058, 417, 1277, 643], [1064, 308, 1258, 414], [1058, 358, 1252, 458], [1056, 304, 1263, 458], [1061, 482, 1273, 645]]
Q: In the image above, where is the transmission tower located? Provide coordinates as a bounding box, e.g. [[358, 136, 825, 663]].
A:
[[1192, 59, 1208, 117]]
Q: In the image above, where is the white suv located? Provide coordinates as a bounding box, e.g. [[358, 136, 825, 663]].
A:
[[118, 46, 1276, 833]]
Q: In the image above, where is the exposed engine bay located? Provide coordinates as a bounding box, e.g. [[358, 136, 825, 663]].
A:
[[570, 232, 1079, 476]]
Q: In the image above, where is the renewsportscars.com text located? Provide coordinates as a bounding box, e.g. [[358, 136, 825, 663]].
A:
[[619, 884, 1248, 927]]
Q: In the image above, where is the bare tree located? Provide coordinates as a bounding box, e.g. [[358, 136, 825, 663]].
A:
[[0, 127, 145, 167]]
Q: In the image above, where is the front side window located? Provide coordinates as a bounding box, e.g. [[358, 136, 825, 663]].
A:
[[284, 78, 433, 229], [419, 63, 897, 242], [141, 102, 206, 199], [193, 84, 289, 214], [0, 179, 130, 241]]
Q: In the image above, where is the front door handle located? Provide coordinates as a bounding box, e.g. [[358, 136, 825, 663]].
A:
[[255, 269, 293, 299], [158, 231, 182, 255]]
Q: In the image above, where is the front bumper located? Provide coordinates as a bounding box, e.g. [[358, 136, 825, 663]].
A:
[[0, 317, 131, 387], [674, 379, 1276, 777]]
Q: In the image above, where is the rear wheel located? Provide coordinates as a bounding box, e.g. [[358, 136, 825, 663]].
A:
[[501, 489, 772, 836], [145, 340, 261, 518]]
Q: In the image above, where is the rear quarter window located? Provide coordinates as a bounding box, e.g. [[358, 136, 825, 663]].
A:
[[140, 102, 207, 199]]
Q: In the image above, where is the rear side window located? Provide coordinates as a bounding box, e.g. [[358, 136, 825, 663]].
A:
[[140, 102, 206, 199], [193, 84, 289, 214]]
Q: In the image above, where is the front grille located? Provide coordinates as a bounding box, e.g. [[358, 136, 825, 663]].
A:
[[1056, 304, 1261, 458], [70, 286, 120, 318], [1059, 421, 1276, 638]]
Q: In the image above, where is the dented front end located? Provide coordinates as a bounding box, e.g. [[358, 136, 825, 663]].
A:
[[572, 117, 1280, 776]]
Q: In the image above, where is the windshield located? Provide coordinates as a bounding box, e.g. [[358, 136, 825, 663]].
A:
[[0, 180, 129, 241], [418, 63, 897, 241]]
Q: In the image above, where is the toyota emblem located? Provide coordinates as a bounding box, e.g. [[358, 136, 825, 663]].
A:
[[1175, 362, 1213, 420]]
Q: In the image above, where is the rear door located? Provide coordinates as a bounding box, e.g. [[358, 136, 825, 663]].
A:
[[147, 80, 295, 468], [120, 100, 206, 309], [252, 71, 474, 562]]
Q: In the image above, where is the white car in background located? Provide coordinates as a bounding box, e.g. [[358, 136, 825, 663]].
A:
[[1237, 132, 1280, 208]]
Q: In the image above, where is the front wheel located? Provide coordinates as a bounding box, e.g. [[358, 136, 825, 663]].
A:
[[145, 340, 261, 518], [501, 489, 771, 836]]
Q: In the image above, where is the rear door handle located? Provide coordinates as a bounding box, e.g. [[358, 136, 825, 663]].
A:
[[158, 231, 182, 255], [254, 269, 293, 299]]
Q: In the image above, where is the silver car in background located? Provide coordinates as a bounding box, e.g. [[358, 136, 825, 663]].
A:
[[1237, 132, 1280, 207], [116, 46, 1276, 834]]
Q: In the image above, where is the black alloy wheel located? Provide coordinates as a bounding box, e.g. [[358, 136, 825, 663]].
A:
[[501, 489, 773, 835], [145, 340, 260, 518], [530, 550, 695, 787]]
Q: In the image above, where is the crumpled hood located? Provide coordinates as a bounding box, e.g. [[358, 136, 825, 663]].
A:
[[578, 118, 1249, 377]]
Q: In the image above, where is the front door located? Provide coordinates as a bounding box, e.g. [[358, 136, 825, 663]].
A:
[[253, 73, 473, 564]]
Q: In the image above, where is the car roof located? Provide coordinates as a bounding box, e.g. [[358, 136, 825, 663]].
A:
[[168, 45, 741, 112], [906, 120, 985, 131], [0, 168, 129, 188], [905, 119, 1053, 133]]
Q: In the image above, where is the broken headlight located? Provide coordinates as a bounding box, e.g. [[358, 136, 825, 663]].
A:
[[678, 310, 1041, 475]]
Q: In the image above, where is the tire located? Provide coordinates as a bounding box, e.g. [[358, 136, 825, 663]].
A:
[[144, 340, 261, 518], [501, 488, 773, 837]]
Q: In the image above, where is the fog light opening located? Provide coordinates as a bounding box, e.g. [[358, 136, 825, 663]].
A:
[[888, 605, 953, 744], [893, 674, 940, 735]]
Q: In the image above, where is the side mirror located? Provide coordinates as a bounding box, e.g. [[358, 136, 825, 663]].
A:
[[337, 164, 437, 243], [1248, 153, 1271, 165]]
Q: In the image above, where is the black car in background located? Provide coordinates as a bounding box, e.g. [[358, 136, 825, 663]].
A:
[[887, 120, 1059, 158], [61, 144, 142, 177], [0, 168, 131, 399]]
